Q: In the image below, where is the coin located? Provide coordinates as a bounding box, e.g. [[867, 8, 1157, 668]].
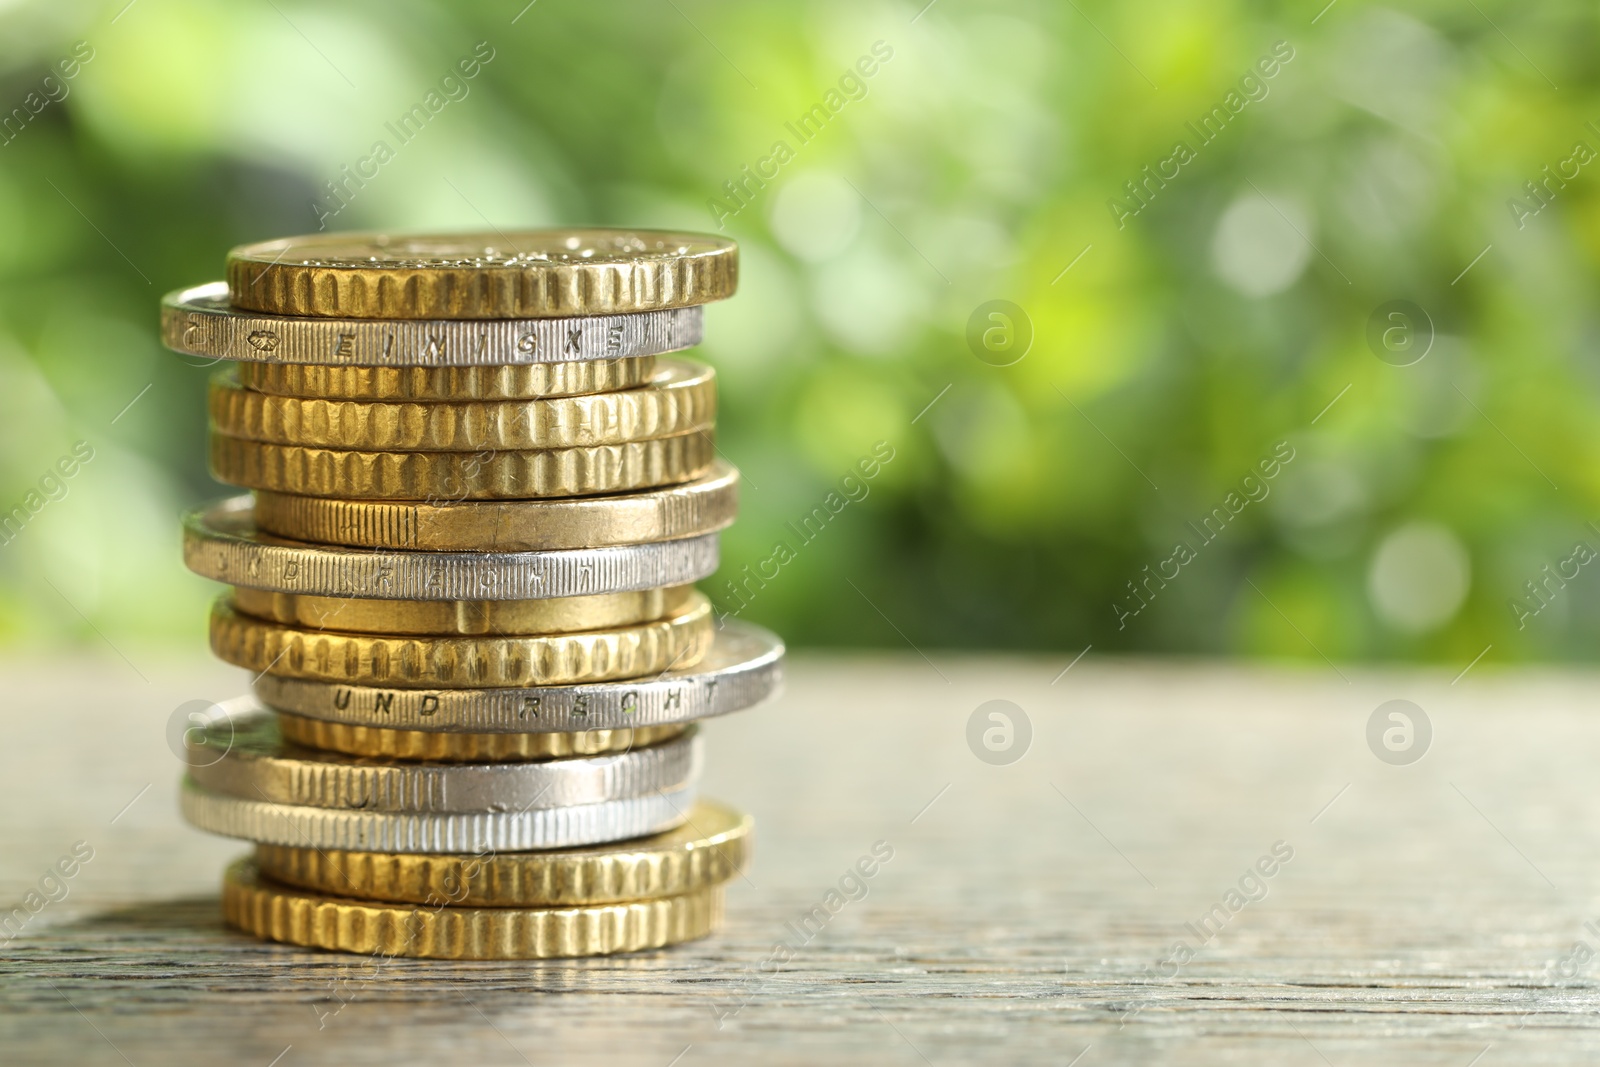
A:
[[254, 798, 749, 905], [162, 281, 702, 364], [238, 357, 657, 401], [252, 461, 738, 551], [229, 585, 693, 636], [182, 776, 697, 851], [169, 224, 760, 959], [274, 713, 685, 761], [183, 496, 719, 599], [209, 428, 714, 500], [253, 620, 780, 731], [208, 359, 715, 451], [209, 593, 713, 687], [223, 858, 722, 959], [226, 230, 739, 318], [254, 620, 783, 732], [187, 702, 700, 812]]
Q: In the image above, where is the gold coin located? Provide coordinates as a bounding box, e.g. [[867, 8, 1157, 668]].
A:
[[223, 858, 722, 959], [237, 357, 656, 401], [230, 585, 693, 636], [226, 229, 738, 319], [209, 593, 713, 687], [209, 428, 714, 500], [252, 461, 738, 550], [272, 713, 686, 761], [254, 799, 748, 905], [210, 359, 715, 452]]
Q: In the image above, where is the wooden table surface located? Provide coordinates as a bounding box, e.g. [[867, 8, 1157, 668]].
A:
[[4, 650, 1600, 1065]]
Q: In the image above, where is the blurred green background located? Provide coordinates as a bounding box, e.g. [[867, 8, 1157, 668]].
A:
[[0, 0, 1592, 666]]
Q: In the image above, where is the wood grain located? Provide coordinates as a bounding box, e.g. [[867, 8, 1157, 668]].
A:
[[4, 652, 1600, 1065]]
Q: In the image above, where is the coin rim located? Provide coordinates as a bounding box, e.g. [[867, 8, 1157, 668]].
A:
[[162, 281, 706, 363], [181, 776, 699, 851], [208, 593, 713, 688], [228, 584, 693, 636], [207, 357, 715, 452], [249, 460, 739, 551], [224, 858, 723, 958], [236, 354, 658, 401], [182, 496, 721, 599], [187, 702, 702, 812], [225, 228, 738, 319], [252, 798, 750, 905], [252, 619, 783, 731], [273, 712, 686, 761], [207, 428, 715, 500]]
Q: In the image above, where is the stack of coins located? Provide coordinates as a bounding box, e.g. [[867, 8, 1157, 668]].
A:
[[159, 230, 782, 959]]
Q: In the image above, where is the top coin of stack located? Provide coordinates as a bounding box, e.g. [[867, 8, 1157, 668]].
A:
[[161, 230, 783, 960]]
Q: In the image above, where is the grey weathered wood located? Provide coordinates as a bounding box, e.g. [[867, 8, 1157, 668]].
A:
[[4, 652, 1600, 1065]]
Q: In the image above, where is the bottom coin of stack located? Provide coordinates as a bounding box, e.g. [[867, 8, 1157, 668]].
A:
[[180, 619, 782, 959]]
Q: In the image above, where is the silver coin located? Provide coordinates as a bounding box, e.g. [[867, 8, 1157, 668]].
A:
[[161, 282, 703, 366], [183, 496, 719, 600], [255, 620, 784, 732], [181, 776, 697, 852], [187, 699, 700, 812]]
